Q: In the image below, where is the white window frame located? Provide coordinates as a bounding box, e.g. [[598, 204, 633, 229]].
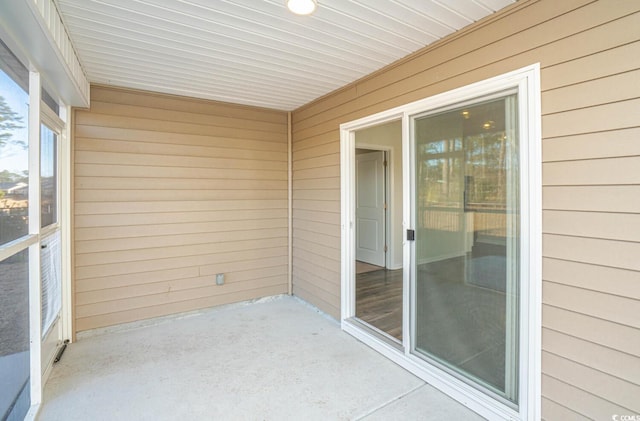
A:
[[40, 101, 64, 236], [28, 71, 44, 413], [339, 64, 542, 421], [39, 99, 65, 384], [59, 105, 73, 345], [1, 0, 81, 415], [0, 68, 71, 421]]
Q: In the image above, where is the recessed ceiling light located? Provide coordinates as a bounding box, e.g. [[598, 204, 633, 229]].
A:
[[483, 120, 495, 130], [286, 0, 318, 15]]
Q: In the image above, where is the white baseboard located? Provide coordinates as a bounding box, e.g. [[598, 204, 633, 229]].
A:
[[417, 251, 466, 266]]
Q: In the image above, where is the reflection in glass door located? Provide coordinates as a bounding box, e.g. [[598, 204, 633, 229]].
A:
[[412, 94, 520, 405]]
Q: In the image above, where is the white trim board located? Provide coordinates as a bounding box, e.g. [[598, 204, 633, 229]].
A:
[[340, 64, 542, 421]]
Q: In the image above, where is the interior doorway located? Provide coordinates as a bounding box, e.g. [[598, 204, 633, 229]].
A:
[[355, 149, 386, 268], [353, 120, 403, 342]]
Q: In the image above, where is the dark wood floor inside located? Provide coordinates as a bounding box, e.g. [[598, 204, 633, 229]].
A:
[[354, 250, 508, 390], [355, 267, 403, 341]]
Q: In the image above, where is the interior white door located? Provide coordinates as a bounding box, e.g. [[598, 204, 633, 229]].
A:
[[356, 150, 385, 267]]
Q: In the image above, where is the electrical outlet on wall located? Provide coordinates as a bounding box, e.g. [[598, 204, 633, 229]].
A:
[[216, 273, 224, 285]]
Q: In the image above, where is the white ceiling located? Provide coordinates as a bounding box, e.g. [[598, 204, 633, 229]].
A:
[[56, 0, 515, 111]]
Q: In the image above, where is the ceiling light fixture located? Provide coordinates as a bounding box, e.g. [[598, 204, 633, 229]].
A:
[[483, 120, 495, 130], [286, 0, 317, 15]]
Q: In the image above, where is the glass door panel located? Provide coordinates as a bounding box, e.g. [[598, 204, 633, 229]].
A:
[[412, 95, 520, 404]]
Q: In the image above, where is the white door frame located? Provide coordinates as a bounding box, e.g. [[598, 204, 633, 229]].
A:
[[339, 64, 542, 421], [341, 112, 405, 324], [355, 144, 395, 269], [39, 102, 66, 384], [355, 149, 386, 267]]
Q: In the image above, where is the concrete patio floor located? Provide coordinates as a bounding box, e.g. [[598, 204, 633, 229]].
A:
[[38, 295, 484, 420]]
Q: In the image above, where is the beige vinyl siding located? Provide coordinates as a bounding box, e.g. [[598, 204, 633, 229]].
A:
[[290, 0, 640, 417], [73, 86, 288, 332]]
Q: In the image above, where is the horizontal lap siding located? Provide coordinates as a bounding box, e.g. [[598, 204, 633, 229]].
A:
[[290, 0, 640, 417], [73, 86, 288, 332]]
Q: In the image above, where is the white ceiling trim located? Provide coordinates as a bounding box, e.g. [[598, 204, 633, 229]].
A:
[[57, 0, 515, 110]]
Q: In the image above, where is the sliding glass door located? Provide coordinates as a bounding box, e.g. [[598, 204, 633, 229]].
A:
[[411, 93, 520, 405], [342, 66, 540, 419]]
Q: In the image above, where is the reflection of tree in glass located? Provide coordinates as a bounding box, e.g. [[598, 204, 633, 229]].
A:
[[466, 132, 508, 207], [0, 169, 28, 183], [0, 94, 25, 150], [1, 95, 28, 241]]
